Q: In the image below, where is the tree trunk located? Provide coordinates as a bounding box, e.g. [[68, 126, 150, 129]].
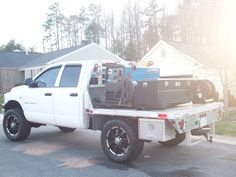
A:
[[223, 70, 229, 119], [220, 69, 229, 119], [223, 87, 229, 119], [56, 23, 60, 50]]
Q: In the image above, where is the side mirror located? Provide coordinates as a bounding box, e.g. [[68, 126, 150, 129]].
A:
[[36, 81, 46, 88], [24, 78, 33, 86]]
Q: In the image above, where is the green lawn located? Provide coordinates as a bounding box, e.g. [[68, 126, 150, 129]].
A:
[[216, 121, 236, 136], [0, 94, 3, 113]]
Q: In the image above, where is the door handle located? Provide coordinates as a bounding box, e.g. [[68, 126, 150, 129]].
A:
[[44, 93, 52, 96], [70, 93, 78, 97]]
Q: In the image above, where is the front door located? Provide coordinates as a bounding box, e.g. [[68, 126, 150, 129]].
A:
[[23, 66, 61, 125]]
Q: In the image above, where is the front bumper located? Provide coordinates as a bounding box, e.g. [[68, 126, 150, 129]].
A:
[[1, 104, 5, 115]]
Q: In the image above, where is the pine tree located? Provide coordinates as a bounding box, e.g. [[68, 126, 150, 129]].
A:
[[143, 0, 163, 50], [0, 40, 25, 52], [42, 2, 65, 51]]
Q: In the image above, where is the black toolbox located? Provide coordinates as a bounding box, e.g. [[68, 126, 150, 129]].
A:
[[133, 79, 194, 109]]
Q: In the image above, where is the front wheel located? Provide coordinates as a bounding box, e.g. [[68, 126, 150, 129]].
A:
[[159, 133, 186, 146], [3, 109, 31, 141], [101, 119, 143, 163]]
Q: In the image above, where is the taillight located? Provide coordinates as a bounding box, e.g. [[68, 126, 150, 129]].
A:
[[158, 113, 167, 119]]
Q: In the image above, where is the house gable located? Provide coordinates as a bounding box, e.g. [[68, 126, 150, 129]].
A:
[[139, 40, 204, 76], [48, 43, 124, 64]]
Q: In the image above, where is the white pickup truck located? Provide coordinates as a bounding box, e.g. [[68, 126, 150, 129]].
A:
[[2, 60, 223, 163]]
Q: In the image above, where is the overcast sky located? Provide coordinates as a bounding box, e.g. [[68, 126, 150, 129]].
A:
[[0, 0, 179, 52]]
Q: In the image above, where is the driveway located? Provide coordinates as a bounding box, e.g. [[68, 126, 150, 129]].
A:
[[0, 120, 236, 177]]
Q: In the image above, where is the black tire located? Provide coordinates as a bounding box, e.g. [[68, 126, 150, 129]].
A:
[[3, 109, 31, 141], [159, 133, 186, 146], [101, 119, 142, 163], [204, 80, 216, 99], [131, 139, 144, 160], [58, 126, 75, 132]]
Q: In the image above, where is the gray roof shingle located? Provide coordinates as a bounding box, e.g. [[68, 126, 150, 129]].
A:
[[22, 45, 85, 69], [0, 52, 43, 69]]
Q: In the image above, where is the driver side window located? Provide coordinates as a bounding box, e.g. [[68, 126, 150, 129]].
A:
[[34, 66, 61, 87]]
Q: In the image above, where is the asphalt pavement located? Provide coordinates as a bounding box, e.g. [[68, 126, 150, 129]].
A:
[[0, 115, 236, 177]]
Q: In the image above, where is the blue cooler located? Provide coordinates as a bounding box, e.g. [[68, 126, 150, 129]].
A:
[[124, 67, 160, 81]]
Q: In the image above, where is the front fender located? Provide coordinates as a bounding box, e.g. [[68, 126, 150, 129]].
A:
[[3, 99, 25, 115], [4, 86, 28, 114]]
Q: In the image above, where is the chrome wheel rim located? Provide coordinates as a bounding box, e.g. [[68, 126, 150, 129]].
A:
[[106, 126, 130, 156], [5, 115, 20, 137]]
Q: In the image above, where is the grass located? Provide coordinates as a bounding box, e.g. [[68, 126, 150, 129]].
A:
[[215, 108, 236, 136], [216, 121, 236, 136], [0, 94, 3, 113]]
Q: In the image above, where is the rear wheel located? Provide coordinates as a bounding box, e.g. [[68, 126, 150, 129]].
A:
[[3, 109, 31, 141], [159, 133, 186, 146], [58, 126, 75, 132], [131, 139, 144, 160], [101, 119, 143, 163]]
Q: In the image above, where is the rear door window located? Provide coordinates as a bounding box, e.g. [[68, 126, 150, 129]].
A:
[[59, 65, 82, 87]]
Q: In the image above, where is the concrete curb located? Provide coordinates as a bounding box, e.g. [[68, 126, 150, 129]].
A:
[[213, 135, 236, 146]]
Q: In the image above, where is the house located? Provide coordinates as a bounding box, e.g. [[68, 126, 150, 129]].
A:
[[139, 40, 224, 97], [0, 43, 125, 94], [0, 51, 42, 93], [20, 43, 125, 79]]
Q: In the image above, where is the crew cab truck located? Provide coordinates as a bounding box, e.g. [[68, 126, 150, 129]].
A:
[[2, 61, 223, 163]]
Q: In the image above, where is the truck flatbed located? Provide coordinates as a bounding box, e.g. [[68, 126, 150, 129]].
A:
[[92, 102, 223, 120]]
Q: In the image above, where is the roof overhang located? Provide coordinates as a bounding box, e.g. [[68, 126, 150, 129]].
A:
[[19, 65, 45, 71]]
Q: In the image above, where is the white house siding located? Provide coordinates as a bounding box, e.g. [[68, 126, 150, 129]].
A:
[[24, 68, 43, 79], [24, 69, 31, 79]]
